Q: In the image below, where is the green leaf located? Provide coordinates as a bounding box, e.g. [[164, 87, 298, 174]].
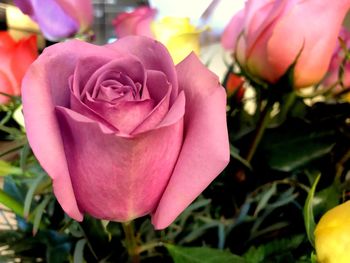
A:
[[0, 188, 24, 217], [179, 221, 220, 245], [165, 244, 246, 263], [243, 246, 265, 263], [23, 174, 45, 218], [261, 121, 335, 172], [46, 243, 72, 263], [254, 183, 276, 216], [20, 142, 31, 172], [243, 235, 305, 263], [73, 239, 87, 263], [310, 252, 317, 263], [0, 160, 22, 176], [230, 144, 252, 170], [313, 181, 341, 218], [32, 195, 51, 235], [0, 138, 27, 158], [303, 174, 320, 247]]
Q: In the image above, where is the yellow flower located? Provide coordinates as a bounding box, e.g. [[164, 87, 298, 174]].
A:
[[315, 201, 350, 263], [151, 17, 201, 64]]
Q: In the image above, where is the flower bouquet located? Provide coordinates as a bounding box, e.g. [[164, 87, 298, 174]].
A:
[[0, 0, 349, 262]]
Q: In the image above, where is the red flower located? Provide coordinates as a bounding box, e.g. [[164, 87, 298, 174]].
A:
[[0, 32, 37, 103]]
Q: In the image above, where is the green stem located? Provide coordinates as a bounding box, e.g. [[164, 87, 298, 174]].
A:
[[122, 221, 140, 263], [335, 148, 350, 180], [245, 100, 273, 163], [78, 224, 99, 261], [137, 241, 163, 254]]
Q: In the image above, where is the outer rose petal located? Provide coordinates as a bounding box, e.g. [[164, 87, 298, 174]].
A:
[[245, 0, 297, 83], [152, 53, 229, 229], [22, 40, 124, 221], [56, 105, 184, 221], [221, 9, 245, 50], [244, 0, 274, 30], [267, 0, 350, 88]]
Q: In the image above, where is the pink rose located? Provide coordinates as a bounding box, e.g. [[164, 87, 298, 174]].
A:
[[14, 0, 93, 41], [0, 31, 37, 103], [22, 36, 229, 229], [323, 27, 350, 90], [113, 6, 157, 38], [222, 0, 350, 88]]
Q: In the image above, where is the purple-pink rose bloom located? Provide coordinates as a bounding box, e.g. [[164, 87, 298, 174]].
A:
[[22, 36, 229, 229], [14, 0, 93, 41]]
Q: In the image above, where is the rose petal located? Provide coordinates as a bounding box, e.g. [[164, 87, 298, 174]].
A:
[[0, 70, 13, 104], [70, 57, 157, 133], [131, 70, 172, 134], [221, 9, 245, 50], [69, 57, 123, 131], [157, 91, 186, 129], [15, 0, 93, 38], [11, 35, 37, 95], [22, 40, 123, 221], [245, 0, 290, 53], [79, 57, 146, 99], [55, 0, 93, 31], [0, 48, 16, 91], [86, 98, 155, 134], [55, 106, 184, 221], [107, 36, 179, 104], [267, 0, 350, 87], [15, 0, 79, 40], [70, 85, 119, 132], [152, 53, 229, 229], [113, 6, 156, 38], [0, 32, 16, 47], [13, 0, 34, 15]]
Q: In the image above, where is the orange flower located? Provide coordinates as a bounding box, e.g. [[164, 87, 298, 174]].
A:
[[0, 31, 37, 103]]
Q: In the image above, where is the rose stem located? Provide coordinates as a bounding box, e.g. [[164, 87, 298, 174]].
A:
[[122, 221, 140, 263], [245, 90, 297, 163], [245, 100, 273, 163]]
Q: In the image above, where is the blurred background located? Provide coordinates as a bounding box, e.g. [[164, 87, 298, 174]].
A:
[[0, 0, 246, 44], [0, 0, 149, 45], [0, 0, 246, 80]]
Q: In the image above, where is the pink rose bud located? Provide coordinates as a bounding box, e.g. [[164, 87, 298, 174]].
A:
[[14, 0, 93, 41], [222, 0, 350, 89], [22, 36, 229, 229], [113, 6, 157, 38]]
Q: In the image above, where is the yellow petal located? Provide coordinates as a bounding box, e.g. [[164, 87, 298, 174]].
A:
[[151, 17, 202, 64], [315, 201, 350, 263]]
